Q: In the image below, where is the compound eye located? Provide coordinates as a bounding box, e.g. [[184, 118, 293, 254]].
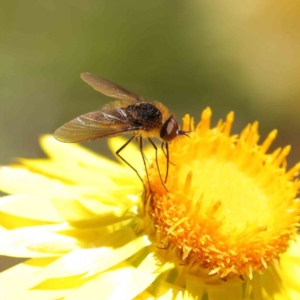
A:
[[160, 117, 179, 142]]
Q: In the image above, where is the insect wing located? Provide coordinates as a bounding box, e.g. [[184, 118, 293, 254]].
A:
[[54, 107, 137, 143], [81, 73, 144, 102]]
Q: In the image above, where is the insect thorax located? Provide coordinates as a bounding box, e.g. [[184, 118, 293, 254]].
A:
[[126, 103, 162, 128]]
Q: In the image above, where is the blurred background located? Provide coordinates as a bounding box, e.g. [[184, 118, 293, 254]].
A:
[[0, 0, 300, 269]]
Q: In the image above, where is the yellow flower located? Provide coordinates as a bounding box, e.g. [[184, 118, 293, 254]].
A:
[[0, 107, 300, 299]]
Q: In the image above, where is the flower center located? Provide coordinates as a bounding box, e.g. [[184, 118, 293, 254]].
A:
[[179, 158, 270, 235]]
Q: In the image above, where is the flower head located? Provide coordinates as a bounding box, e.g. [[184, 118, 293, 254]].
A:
[[145, 108, 300, 282], [0, 108, 300, 299]]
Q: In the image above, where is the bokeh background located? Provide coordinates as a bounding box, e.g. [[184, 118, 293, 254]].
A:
[[0, 0, 299, 270]]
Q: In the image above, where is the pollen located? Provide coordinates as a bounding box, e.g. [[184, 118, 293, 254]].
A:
[[144, 107, 300, 280]]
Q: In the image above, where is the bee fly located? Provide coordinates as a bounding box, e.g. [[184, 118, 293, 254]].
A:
[[54, 73, 189, 192]]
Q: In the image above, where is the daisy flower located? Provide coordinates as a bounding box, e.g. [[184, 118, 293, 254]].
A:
[[0, 107, 300, 299]]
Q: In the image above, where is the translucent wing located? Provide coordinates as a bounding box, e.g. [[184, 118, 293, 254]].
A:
[[81, 73, 144, 102], [54, 102, 139, 143]]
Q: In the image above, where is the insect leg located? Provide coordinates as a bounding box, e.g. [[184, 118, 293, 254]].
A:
[[148, 138, 168, 192], [138, 136, 152, 194], [161, 142, 175, 166], [116, 135, 146, 191], [161, 142, 166, 157], [165, 142, 169, 184]]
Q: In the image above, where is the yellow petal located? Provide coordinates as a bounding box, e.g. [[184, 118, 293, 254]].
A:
[[0, 195, 63, 223], [36, 228, 149, 278], [12, 288, 74, 300], [0, 257, 57, 300], [184, 275, 206, 299], [0, 167, 79, 197], [77, 197, 132, 217], [20, 158, 116, 186], [65, 263, 153, 300], [40, 135, 140, 186], [138, 252, 174, 274], [64, 262, 136, 300], [0, 210, 50, 230], [0, 224, 79, 257], [51, 197, 98, 223], [40, 135, 118, 169], [85, 234, 151, 277], [206, 282, 243, 300], [51, 197, 135, 226], [155, 282, 184, 300], [63, 252, 173, 300], [134, 290, 155, 300], [280, 238, 300, 297], [0, 166, 118, 203]]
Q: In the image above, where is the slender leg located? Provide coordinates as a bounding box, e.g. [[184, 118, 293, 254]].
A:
[[161, 142, 175, 166], [116, 135, 146, 192], [138, 136, 152, 194], [148, 138, 168, 192], [136, 135, 152, 194], [161, 142, 166, 158], [165, 142, 169, 183]]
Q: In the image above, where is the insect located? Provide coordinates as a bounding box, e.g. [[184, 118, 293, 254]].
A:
[[54, 73, 189, 192]]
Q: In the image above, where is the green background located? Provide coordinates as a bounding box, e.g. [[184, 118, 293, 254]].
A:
[[0, 0, 300, 269]]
